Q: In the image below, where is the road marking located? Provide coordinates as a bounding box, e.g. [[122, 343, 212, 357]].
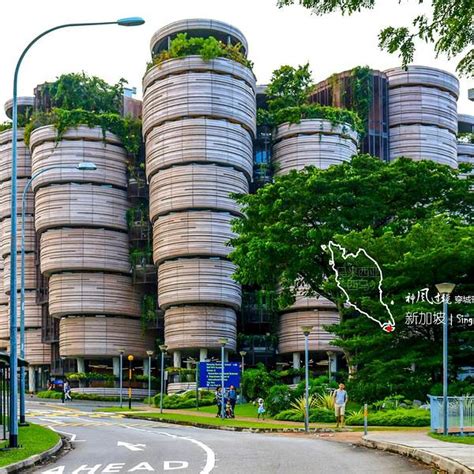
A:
[[47, 425, 86, 442], [123, 425, 215, 474], [117, 441, 146, 451], [164, 461, 189, 471]]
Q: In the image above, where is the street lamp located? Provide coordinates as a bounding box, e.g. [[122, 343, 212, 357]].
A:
[[218, 337, 228, 419], [127, 355, 134, 410], [159, 345, 168, 414], [19, 162, 96, 425], [435, 282, 455, 436], [8, 16, 144, 449], [301, 326, 313, 433], [118, 349, 124, 408], [146, 350, 154, 406], [239, 351, 246, 404]]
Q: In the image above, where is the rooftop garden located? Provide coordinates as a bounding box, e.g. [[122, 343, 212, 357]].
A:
[[147, 33, 253, 71]]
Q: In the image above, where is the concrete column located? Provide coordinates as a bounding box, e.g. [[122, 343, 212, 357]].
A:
[[173, 351, 182, 368], [292, 352, 301, 384], [28, 366, 35, 393], [327, 351, 337, 380], [199, 348, 208, 361], [76, 357, 85, 373], [112, 357, 120, 378], [143, 358, 150, 376]]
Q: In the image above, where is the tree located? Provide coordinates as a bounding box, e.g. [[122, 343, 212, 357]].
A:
[[277, 0, 474, 76]]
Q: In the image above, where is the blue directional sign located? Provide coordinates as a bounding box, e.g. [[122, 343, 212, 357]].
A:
[[198, 362, 241, 389]]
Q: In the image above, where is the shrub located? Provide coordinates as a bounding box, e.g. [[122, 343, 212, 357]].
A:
[[346, 408, 430, 427], [274, 408, 334, 423], [429, 378, 474, 397], [314, 392, 335, 411], [36, 391, 121, 402], [152, 390, 215, 409], [242, 363, 274, 400], [266, 384, 293, 416]]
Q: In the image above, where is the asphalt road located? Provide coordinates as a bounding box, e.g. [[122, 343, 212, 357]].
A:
[[26, 400, 429, 474]]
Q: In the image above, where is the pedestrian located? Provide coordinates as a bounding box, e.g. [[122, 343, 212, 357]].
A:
[[64, 380, 72, 402], [333, 383, 348, 428], [228, 385, 237, 418], [257, 397, 265, 420], [215, 386, 223, 417]]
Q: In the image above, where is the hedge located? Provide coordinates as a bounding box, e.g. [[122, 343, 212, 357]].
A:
[[346, 408, 430, 426], [152, 390, 215, 409]]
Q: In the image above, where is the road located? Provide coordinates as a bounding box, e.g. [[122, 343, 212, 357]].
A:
[[26, 400, 429, 474]]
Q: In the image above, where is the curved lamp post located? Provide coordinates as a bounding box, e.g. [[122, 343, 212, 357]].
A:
[[301, 326, 313, 433], [239, 350, 246, 404], [19, 162, 96, 425], [159, 345, 168, 414], [218, 337, 228, 419], [118, 349, 125, 408], [146, 350, 154, 406], [9, 17, 144, 447]]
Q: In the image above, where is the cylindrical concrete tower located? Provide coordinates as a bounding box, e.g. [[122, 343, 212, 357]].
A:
[[385, 65, 459, 168], [0, 97, 51, 372], [458, 114, 474, 178], [272, 117, 359, 370], [143, 19, 256, 365], [29, 125, 153, 365]]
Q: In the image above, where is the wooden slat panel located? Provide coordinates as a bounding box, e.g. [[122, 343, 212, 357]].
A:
[[145, 118, 253, 181], [3, 253, 36, 293], [164, 305, 236, 350], [157, 258, 241, 310], [149, 164, 248, 221], [0, 129, 31, 182], [153, 211, 235, 264], [278, 310, 340, 354], [48, 272, 141, 318], [59, 316, 155, 358], [0, 177, 34, 219], [40, 228, 130, 276], [35, 183, 128, 233], [0, 216, 36, 257], [30, 125, 128, 191]]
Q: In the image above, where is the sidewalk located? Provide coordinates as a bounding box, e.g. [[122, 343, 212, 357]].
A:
[[361, 431, 474, 474]]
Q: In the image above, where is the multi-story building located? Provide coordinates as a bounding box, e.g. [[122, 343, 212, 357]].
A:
[[0, 19, 469, 391]]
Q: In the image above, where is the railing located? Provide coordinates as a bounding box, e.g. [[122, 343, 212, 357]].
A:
[[428, 395, 474, 434]]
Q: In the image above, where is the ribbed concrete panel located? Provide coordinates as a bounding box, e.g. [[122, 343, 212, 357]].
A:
[[458, 141, 474, 177], [385, 65, 459, 98], [158, 258, 241, 310], [59, 316, 153, 358], [150, 19, 249, 55], [145, 118, 253, 180], [273, 119, 358, 176], [0, 178, 34, 219], [0, 261, 6, 305], [390, 125, 457, 168], [164, 306, 237, 350], [149, 164, 248, 220], [4, 96, 35, 119], [4, 327, 52, 365], [29, 126, 128, 191], [286, 294, 338, 312], [48, 272, 141, 318], [0, 216, 35, 257], [278, 310, 340, 354], [143, 58, 256, 137], [0, 129, 31, 181], [35, 183, 128, 233], [3, 253, 36, 294], [153, 211, 235, 264], [388, 86, 458, 133], [0, 291, 43, 337], [40, 228, 130, 276]]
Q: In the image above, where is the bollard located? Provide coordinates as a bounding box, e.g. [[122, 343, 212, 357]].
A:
[[460, 397, 464, 437], [364, 403, 368, 436]]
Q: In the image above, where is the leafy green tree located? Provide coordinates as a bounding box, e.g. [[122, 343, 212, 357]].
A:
[[276, 0, 473, 76]]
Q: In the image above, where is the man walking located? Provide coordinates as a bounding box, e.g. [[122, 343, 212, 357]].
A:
[[333, 383, 348, 428]]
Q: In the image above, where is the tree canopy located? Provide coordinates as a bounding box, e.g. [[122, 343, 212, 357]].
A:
[[277, 0, 474, 76]]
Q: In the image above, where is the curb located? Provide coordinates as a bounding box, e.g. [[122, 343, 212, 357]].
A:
[[124, 415, 340, 434], [0, 437, 63, 473], [361, 436, 472, 474]]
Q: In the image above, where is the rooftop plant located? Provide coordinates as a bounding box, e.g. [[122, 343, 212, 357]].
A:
[[147, 33, 253, 70], [458, 132, 474, 144]]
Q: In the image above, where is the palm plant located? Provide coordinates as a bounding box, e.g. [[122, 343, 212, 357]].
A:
[[314, 392, 336, 410], [288, 395, 317, 416]]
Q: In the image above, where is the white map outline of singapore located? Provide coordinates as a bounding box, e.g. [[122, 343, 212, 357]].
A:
[[322, 241, 396, 333]]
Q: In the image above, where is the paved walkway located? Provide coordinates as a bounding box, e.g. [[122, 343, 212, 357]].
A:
[[362, 431, 473, 473]]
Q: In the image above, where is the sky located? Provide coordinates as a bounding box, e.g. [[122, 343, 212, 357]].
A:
[[0, 0, 472, 122]]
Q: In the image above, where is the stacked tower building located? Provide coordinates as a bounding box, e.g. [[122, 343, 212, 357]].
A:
[[143, 19, 256, 367]]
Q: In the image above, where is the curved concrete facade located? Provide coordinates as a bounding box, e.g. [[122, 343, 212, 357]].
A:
[[0, 216, 35, 257], [386, 66, 459, 167], [3, 250, 37, 294], [7, 328, 52, 366], [0, 292, 42, 337], [59, 316, 154, 358], [457, 141, 474, 177], [273, 119, 358, 175], [144, 22, 255, 361], [0, 129, 31, 181], [164, 306, 237, 351], [0, 178, 34, 219], [40, 228, 130, 276]]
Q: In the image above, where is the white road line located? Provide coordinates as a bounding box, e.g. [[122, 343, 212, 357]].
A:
[[123, 424, 216, 474], [47, 426, 86, 442]]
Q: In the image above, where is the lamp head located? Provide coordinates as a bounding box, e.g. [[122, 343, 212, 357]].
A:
[[239, 351, 247, 357], [127, 354, 134, 361], [435, 282, 456, 295], [218, 337, 228, 346], [77, 162, 97, 171], [301, 325, 313, 336], [117, 17, 145, 26], [146, 350, 154, 357], [159, 344, 168, 353], [118, 349, 125, 355]]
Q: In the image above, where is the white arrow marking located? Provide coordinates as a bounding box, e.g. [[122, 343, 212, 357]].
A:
[[117, 441, 146, 451]]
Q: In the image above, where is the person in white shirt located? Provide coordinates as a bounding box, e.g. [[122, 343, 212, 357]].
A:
[[333, 383, 348, 427]]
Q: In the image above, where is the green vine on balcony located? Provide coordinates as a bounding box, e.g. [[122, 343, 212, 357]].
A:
[[147, 33, 253, 70], [129, 245, 153, 267], [141, 294, 157, 329]]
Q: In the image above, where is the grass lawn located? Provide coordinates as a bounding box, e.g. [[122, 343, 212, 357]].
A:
[[0, 423, 60, 468], [94, 407, 146, 413], [428, 432, 474, 445]]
